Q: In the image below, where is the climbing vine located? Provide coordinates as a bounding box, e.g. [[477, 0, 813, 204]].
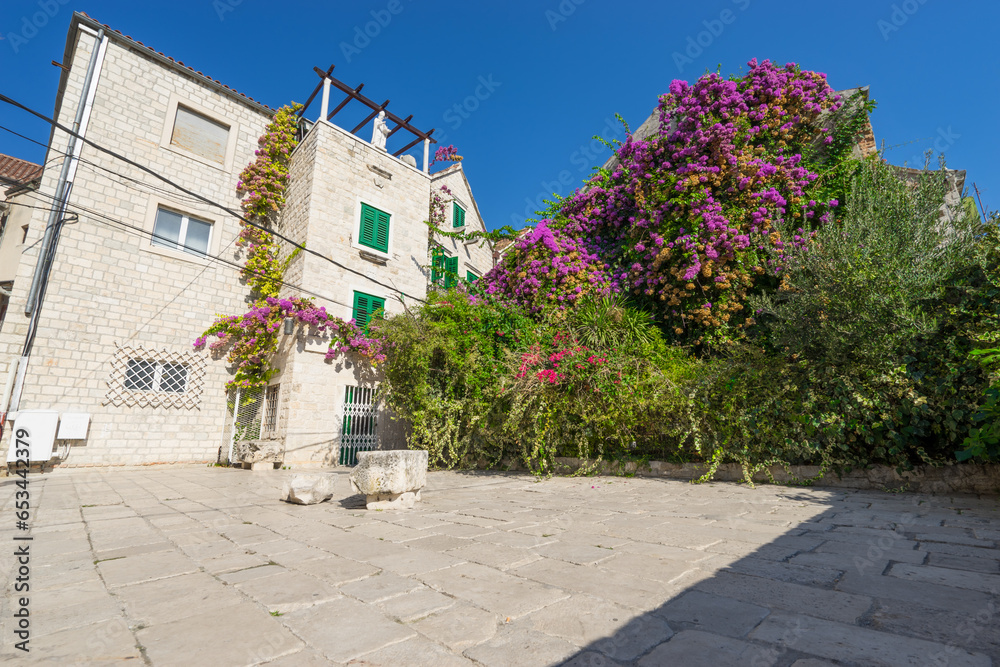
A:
[[195, 103, 383, 390]]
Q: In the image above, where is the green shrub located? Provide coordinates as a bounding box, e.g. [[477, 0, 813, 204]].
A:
[[750, 157, 980, 370]]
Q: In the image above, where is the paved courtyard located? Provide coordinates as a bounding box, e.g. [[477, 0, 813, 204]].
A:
[[1, 465, 998, 666]]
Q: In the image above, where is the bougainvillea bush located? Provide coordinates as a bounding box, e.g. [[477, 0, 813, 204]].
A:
[[388, 59, 997, 477], [484, 59, 874, 347]]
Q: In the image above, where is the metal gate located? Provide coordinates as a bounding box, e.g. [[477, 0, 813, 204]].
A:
[[340, 385, 378, 466], [220, 386, 263, 464]]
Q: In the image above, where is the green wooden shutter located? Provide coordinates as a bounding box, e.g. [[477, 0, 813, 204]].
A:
[[353, 291, 386, 329], [352, 291, 371, 328], [359, 204, 390, 253], [431, 249, 445, 283], [445, 256, 459, 288], [453, 202, 466, 228], [359, 204, 377, 248], [466, 270, 479, 282], [371, 296, 386, 320], [375, 210, 390, 252]]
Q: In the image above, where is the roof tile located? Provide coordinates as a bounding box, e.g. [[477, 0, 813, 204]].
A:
[[0, 154, 43, 186]]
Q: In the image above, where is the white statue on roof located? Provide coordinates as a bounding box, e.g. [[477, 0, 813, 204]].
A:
[[371, 111, 390, 151]]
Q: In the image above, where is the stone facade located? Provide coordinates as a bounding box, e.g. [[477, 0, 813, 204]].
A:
[[0, 177, 45, 327], [0, 19, 271, 467], [269, 120, 435, 468], [0, 14, 494, 469], [430, 163, 495, 283]]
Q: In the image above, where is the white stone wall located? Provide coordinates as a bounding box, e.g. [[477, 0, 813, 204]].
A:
[[430, 165, 495, 282], [272, 120, 432, 467], [0, 27, 272, 466]]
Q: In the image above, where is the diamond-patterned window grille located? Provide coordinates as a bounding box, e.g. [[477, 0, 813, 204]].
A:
[[105, 344, 205, 409]]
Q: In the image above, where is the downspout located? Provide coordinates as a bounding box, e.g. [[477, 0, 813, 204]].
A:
[[6, 27, 107, 414]]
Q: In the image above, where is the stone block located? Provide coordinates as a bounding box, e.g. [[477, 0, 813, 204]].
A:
[[281, 474, 337, 505], [350, 449, 428, 509], [233, 439, 283, 464]]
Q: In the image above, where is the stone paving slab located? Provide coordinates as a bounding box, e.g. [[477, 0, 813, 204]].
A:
[[0, 466, 998, 665]]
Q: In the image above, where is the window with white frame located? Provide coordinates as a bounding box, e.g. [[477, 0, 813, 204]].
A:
[[151, 207, 212, 257], [170, 106, 230, 164], [124, 359, 189, 393]]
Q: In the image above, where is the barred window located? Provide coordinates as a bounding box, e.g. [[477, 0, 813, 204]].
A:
[[105, 344, 205, 409], [124, 360, 188, 393], [263, 385, 280, 435]]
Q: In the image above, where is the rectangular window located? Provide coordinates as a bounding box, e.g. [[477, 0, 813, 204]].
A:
[[452, 202, 466, 228], [466, 270, 480, 282], [171, 106, 230, 164], [124, 359, 188, 393], [263, 384, 280, 435], [0, 212, 8, 245], [359, 203, 390, 253], [352, 291, 386, 329], [444, 256, 459, 288], [152, 207, 212, 257]]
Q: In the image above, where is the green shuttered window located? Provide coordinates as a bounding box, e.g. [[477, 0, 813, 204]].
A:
[[359, 203, 390, 253], [352, 291, 386, 329], [445, 256, 459, 288], [466, 270, 479, 282], [452, 202, 466, 228]]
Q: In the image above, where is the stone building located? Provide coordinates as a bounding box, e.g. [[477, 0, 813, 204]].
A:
[[0, 12, 493, 469], [0, 154, 44, 327]]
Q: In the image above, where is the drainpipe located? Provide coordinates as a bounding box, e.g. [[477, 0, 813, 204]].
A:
[[7, 27, 107, 414], [0, 363, 15, 439]]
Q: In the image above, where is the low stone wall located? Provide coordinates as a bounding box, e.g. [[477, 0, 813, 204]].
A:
[[550, 458, 1000, 495]]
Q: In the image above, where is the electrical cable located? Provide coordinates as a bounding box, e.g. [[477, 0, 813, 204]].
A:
[[0, 97, 425, 303], [6, 183, 366, 313]]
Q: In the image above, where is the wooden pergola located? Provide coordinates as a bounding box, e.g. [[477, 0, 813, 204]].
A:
[[299, 65, 437, 172]]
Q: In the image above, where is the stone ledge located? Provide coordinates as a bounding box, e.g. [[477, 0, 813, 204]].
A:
[[547, 458, 1000, 495]]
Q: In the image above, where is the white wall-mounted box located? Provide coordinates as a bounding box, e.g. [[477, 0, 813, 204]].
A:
[[6, 410, 59, 462], [57, 413, 91, 439]]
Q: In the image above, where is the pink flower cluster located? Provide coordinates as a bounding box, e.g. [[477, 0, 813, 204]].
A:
[[194, 295, 385, 389], [431, 145, 462, 165], [482, 220, 613, 313]]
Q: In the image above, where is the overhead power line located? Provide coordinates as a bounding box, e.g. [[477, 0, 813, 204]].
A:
[[7, 182, 365, 314], [0, 94, 425, 303]]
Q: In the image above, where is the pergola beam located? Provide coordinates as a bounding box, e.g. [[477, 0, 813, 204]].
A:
[[299, 64, 335, 118], [386, 115, 412, 140], [393, 128, 434, 157], [311, 66, 436, 144], [328, 84, 363, 120], [350, 100, 390, 135]]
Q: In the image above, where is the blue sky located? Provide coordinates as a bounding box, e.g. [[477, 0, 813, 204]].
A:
[[1, 0, 998, 230]]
